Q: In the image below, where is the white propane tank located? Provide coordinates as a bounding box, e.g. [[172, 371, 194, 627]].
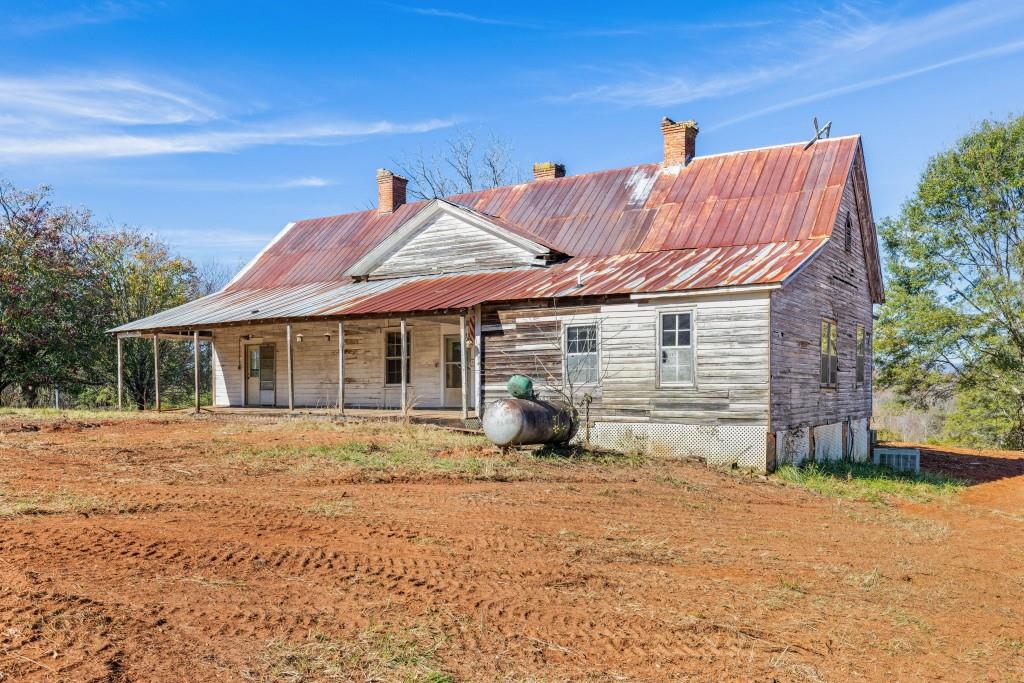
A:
[[482, 398, 578, 446]]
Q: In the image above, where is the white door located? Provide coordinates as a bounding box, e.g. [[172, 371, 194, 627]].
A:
[[245, 345, 261, 406], [443, 334, 466, 407], [245, 344, 276, 406]]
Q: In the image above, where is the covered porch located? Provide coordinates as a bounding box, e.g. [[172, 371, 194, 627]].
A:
[[114, 309, 482, 423]]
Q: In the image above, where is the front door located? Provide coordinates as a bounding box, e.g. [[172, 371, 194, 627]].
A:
[[245, 343, 276, 406], [443, 334, 465, 407]]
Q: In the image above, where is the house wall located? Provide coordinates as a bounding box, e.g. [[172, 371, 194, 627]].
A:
[[770, 173, 875, 465], [211, 317, 467, 409], [371, 211, 544, 279], [480, 290, 772, 468]]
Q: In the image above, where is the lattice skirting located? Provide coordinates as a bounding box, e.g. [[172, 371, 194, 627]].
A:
[[585, 422, 768, 471]]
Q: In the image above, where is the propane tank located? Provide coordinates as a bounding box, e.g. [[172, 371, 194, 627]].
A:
[[482, 398, 578, 446]]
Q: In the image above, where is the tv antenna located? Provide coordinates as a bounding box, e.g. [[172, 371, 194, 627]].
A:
[[803, 116, 832, 150]]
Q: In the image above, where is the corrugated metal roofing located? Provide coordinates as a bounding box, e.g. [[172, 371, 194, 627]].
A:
[[111, 240, 824, 333], [114, 135, 871, 333]]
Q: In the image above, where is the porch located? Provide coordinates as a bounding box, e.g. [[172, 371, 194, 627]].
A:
[[115, 311, 482, 421]]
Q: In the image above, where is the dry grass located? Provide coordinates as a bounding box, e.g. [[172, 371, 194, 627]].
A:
[[0, 487, 114, 517]]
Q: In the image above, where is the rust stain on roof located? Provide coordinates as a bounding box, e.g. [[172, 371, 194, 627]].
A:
[[114, 136, 868, 333]]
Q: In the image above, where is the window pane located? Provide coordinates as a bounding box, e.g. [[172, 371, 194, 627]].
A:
[[446, 363, 462, 388]]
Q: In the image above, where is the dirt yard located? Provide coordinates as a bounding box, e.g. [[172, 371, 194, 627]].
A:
[[0, 412, 1021, 682]]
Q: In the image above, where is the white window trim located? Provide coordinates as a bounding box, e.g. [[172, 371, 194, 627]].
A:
[[855, 324, 867, 388], [820, 318, 838, 389], [563, 322, 601, 387], [383, 326, 412, 387], [656, 308, 697, 388]]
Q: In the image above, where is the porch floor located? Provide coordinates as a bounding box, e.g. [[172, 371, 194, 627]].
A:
[[191, 406, 480, 429]]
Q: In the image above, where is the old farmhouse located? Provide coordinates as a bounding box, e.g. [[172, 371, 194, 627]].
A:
[[112, 118, 884, 472]]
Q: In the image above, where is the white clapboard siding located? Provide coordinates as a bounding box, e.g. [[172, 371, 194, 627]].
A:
[[481, 292, 772, 426], [370, 211, 545, 279], [212, 318, 465, 409]]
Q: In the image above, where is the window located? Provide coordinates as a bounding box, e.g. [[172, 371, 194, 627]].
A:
[[659, 312, 694, 385], [844, 212, 853, 253], [565, 324, 598, 384], [820, 319, 838, 387], [856, 324, 866, 386], [385, 330, 411, 385]]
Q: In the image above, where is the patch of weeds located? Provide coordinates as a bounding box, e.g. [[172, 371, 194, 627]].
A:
[[533, 442, 650, 466], [886, 606, 933, 634], [306, 499, 355, 518], [773, 460, 965, 503], [778, 578, 807, 594], [259, 622, 452, 682], [0, 487, 113, 517]]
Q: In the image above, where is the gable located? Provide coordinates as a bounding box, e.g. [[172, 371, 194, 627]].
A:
[[345, 200, 557, 280]]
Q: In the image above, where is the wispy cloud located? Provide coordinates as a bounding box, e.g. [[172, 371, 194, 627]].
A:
[[8, 1, 144, 35], [282, 176, 333, 188], [390, 4, 540, 28], [707, 38, 1024, 132], [105, 176, 338, 191], [0, 74, 216, 125], [0, 72, 456, 163], [559, 0, 1024, 107]]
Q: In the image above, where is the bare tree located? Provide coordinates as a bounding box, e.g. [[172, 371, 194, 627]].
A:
[[394, 127, 525, 200]]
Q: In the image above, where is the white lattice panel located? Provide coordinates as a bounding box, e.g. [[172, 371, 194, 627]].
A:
[[588, 422, 767, 471], [814, 422, 844, 461]]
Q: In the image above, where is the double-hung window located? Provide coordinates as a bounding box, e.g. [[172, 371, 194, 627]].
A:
[[565, 324, 598, 385], [855, 324, 866, 386], [659, 312, 694, 385], [385, 330, 411, 385], [820, 319, 838, 387]]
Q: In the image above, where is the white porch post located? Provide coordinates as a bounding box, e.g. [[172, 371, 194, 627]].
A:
[[473, 304, 482, 416], [116, 336, 123, 410], [286, 323, 294, 410], [153, 334, 160, 412], [399, 317, 408, 414], [459, 312, 468, 420], [193, 330, 200, 414], [337, 320, 345, 415]]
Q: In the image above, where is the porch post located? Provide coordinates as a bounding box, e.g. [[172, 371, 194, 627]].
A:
[[116, 336, 123, 410], [473, 304, 482, 416], [153, 334, 160, 412], [337, 320, 345, 415], [193, 330, 201, 414], [459, 312, 468, 420], [286, 323, 294, 410], [399, 317, 407, 414]]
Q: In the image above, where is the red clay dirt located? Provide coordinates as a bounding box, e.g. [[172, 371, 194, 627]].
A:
[[0, 414, 1022, 682]]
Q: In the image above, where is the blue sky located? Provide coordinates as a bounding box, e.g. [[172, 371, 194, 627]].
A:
[[4, 0, 1024, 272]]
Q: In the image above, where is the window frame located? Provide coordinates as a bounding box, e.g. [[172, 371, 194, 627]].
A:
[[563, 322, 600, 387], [657, 309, 697, 388], [855, 324, 867, 387], [820, 318, 838, 388], [384, 328, 412, 386], [844, 212, 853, 253]]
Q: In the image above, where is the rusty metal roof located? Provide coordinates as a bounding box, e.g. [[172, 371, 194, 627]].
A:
[[111, 240, 825, 333], [114, 135, 873, 333]]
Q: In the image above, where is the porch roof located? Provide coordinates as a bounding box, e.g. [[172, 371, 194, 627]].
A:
[[109, 239, 822, 334]]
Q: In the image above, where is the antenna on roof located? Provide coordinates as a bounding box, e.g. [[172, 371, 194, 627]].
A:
[[803, 116, 832, 150]]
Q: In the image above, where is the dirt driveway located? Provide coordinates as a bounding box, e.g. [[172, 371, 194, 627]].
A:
[[0, 413, 1021, 682]]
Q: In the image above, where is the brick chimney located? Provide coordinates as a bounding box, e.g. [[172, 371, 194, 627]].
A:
[[661, 117, 698, 167], [532, 161, 566, 181], [376, 168, 407, 214]]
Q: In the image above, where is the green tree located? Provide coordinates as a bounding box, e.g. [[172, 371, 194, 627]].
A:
[[0, 181, 106, 401], [876, 115, 1024, 448], [89, 230, 204, 409]]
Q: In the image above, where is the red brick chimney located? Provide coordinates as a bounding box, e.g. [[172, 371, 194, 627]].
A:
[[661, 117, 698, 167], [377, 168, 408, 214], [532, 161, 566, 181]]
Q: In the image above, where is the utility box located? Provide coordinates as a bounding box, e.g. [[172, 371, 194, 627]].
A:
[[873, 447, 920, 475]]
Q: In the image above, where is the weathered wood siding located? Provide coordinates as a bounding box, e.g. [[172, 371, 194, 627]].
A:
[[481, 291, 771, 426], [769, 173, 874, 430], [371, 212, 544, 279], [212, 317, 466, 408]]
